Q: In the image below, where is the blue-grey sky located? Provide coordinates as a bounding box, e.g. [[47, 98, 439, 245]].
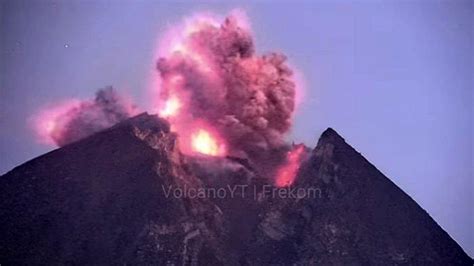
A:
[[1, 0, 472, 256]]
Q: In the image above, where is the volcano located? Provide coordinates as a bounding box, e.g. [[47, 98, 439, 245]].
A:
[[0, 113, 471, 265]]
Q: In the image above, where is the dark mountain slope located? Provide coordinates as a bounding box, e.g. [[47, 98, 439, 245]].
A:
[[0, 113, 225, 265], [244, 128, 471, 265], [0, 114, 471, 265]]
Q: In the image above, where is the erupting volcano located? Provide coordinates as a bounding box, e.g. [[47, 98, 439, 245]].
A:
[[31, 11, 307, 186], [4, 8, 472, 266]]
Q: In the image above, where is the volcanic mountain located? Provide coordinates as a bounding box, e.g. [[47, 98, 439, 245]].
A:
[[0, 113, 471, 265]]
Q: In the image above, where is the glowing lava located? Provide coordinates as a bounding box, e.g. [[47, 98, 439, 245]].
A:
[[191, 129, 225, 156], [159, 96, 181, 118], [275, 144, 307, 187]]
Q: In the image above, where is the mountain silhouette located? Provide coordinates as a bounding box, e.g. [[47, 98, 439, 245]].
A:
[[0, 113, 471, 265]]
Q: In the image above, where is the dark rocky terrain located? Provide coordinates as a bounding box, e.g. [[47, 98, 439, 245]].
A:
[[0, 113, 471, 265]]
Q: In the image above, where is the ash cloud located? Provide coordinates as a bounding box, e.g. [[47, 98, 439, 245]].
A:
[[44, 87, 137, 146], [157, 15, 297, 158]]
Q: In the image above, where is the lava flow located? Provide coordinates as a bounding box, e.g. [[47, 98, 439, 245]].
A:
[[275, 144, 307, 187]]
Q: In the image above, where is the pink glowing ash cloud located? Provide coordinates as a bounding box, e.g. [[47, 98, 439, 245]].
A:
[[31, 87, 138, 147], [31, 99, 81, 145], [154, 10, 302, 158]]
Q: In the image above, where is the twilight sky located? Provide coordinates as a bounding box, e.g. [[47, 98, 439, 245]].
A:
[[0, 0, 472, 256]]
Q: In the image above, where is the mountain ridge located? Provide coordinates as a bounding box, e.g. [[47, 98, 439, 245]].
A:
[[0, 113, 471, 265]]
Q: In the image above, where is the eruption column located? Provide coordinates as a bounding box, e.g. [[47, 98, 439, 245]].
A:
[[155, 11, 300, 159]]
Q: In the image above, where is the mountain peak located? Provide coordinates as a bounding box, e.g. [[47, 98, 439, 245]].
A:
[[318, 127, 346, 146]]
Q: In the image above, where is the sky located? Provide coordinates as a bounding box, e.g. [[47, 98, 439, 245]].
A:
[[0, 0, 472, 256]]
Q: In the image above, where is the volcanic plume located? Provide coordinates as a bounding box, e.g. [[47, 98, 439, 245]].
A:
[[155, 12, 300, 160], [32, 87, 138, 146], [31, 11, 307, 186]]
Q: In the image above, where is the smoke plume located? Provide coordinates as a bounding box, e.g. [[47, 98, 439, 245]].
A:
[[33, 87, 138, 146], [156, 12, 299, 159], [31, 11, 307, 186]]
